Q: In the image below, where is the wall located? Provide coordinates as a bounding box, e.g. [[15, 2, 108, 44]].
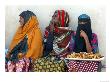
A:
[[5, 5, 106, 65]]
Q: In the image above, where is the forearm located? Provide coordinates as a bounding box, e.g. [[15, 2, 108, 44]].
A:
[[84, 37, 92, 53]]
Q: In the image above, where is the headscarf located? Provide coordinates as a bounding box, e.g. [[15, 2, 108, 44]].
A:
[[45, 10, 70, 37], [19, 10, 36, 25], [52, 10, 69, 27], [9, 10, 43, 60], [74, 14, 92, 53]]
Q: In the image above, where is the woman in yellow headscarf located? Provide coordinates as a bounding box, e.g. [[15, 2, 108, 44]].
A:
[[5, 10, 43, 72]]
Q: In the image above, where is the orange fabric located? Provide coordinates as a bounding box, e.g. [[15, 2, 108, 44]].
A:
[[9, 16, 43, 60]]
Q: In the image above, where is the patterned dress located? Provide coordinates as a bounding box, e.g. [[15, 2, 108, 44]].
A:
[[5, 58, 31, 72]]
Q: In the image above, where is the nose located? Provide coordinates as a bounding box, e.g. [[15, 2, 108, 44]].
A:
[[19, 20, 21, 23]]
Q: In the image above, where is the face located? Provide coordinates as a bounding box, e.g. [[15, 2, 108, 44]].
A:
[[19, 16, 24, 26], [52, 11, 59, 24]]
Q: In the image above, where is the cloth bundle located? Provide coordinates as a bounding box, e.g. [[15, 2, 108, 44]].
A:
[[32, 56, 66, 72]]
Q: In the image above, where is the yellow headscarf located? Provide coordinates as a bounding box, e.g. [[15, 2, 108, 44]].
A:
[[9, 16, 43, 60]]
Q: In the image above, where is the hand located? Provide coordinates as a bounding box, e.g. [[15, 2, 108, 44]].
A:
[[18, 53, 25, 59], [50, 21, 55, 32], [80, 30, 88, 39], [6, 52, 11, 59], [50, 25, 54, 32]]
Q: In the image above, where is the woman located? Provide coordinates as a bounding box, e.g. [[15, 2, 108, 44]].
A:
[[32, 10, 71, 72], [5, 10, 43, 72], [67, 14, 101, 72], [75, 14, 95, 53], [44, 10, 72, 58]]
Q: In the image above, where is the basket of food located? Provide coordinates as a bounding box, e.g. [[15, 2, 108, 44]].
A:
[[65, 52, 104, 72], [65, 52, 104, 61]]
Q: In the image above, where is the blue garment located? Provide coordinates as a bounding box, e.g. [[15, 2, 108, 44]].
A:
[[44, 32, 54, 57]]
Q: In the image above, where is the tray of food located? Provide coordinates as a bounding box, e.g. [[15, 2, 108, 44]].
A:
[[65, 52, 104, 61]]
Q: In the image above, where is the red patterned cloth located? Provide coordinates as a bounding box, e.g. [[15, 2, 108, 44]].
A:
[[5, 58, 31, 72], [67, 60, 99, 72]]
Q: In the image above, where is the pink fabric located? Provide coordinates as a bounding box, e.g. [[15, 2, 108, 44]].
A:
[[5, 58, 31, 72], [67, 61, 99, 72]]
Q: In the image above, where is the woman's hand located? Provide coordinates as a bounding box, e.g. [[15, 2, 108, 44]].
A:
[[6, 53, 11, 59], [80, 30, 92, 53], [18, 53, 25, 59], [50, 21, 55, 32], [80, 30, 88, 39]]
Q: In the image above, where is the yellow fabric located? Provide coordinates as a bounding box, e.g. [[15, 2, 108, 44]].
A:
[[9, 16, 43, 60]]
